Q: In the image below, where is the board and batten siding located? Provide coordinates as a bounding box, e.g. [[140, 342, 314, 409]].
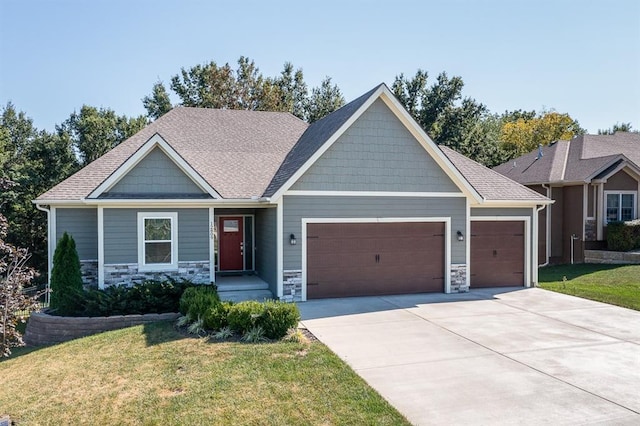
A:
[[254, 207, 277, 295], [283, 195, 467, 270], [55, 208, 98, 260], [103, 208, 209, 264], [290, 98, 460, 193], [106, 148, 205, 195]]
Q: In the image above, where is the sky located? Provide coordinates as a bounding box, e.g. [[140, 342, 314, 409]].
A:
[[1, 0, 639, 134]]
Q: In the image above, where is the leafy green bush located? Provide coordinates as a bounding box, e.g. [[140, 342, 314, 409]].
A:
[[607, 220, 640, 251], [228, 300, 300, 340], [50, 232, 83, 315], [179, 285, 220, 321], [204, 300, 234, 331], [52, 278, 193, 317]]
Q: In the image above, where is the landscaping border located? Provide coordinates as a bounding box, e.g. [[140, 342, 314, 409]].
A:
[[24, 311, 180, 346]]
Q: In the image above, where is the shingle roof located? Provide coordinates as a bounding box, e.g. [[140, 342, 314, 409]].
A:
[[37, 108, 309, 200], [262, 84, 382, 197], [493, 132, 640, 185], [440, 146, 549, 202]]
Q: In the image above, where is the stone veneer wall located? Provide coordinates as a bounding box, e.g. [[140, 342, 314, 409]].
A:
[[449, 264, 468, 293], [584, 249, 640, 264], [80, 260, 98, 288], [281, 270, 302, 302], [24, 311, 180, 346], [585, 219, 597, 242], [103, 261, 210, 287]]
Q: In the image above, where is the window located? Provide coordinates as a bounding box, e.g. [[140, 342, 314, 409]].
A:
[[605, 192, 636, 223], [137, 212, 178, 270]]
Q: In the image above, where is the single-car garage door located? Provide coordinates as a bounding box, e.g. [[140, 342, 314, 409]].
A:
[[306, 222, 445, 299], [470, 221, 524, 288]]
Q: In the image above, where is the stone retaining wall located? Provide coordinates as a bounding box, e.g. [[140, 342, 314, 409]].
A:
[[24, 311, 180, 346], [104, 261, 210, 287], [584, 250, 640, 264]]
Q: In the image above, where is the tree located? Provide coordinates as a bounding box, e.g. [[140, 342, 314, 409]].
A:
[[50, 232, 83, 316], [598, 122, 638, 134], [58, 105, 147, 166], [274, 62, 308, 119], [500, 110, 585, 155], [142, 81, 172, 120], [0, 178, 40, 357], [306, 77, 345, 123]]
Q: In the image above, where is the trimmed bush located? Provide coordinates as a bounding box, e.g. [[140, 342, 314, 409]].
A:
[[50, 232, 83, 315], [607, 220, 640, 252], [179, 285, 220, 321], [204, 301, 234, 331], [228, 300, 300, 340]]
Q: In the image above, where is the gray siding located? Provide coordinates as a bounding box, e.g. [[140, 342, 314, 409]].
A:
[[291, 98, 460, 193], [107, 148, 205, 195], [255, 207, 277, 294], [283, 195, 467, 270], [56, 208, 98, 260], [104, 208, 209, 264]]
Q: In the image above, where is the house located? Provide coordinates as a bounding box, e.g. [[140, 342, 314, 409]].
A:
[[34, 84, 550, 301], [494, 132, 640, 264]]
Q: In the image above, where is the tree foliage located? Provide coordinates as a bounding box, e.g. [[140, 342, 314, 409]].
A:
[[0, 178, 40, 357], [50, 232, 83, 316], [500, 111, 585, 155], [306, 77, 345, 123], [57, 105, 147, 166], [598, 122, 638, 135], [142, 81, 173, 120]]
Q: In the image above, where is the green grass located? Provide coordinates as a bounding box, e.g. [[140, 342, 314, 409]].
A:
[[0, 321, 409, 426], [539, 264, 640, 311]]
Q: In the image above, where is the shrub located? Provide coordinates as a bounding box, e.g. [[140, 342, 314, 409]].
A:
[[179, 285, 220, 321], [203, 300, 233, 331], [241, 326, 267, 343], [607, 220, 640, 251], [228, 300, 300, 340], [50, 232, 83, 315], [227, 300, 264, 334]]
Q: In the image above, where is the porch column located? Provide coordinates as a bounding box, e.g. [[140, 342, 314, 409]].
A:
[[209, 207, 215, 283], [597, 184, 604, 240], [97, 206, 104, 289]]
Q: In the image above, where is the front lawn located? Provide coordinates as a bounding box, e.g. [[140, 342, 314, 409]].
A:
[[1, 322, 409, 425], [538, 264, 640, 311]]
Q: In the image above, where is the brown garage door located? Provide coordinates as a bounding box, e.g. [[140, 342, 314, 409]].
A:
[[470, 221, 524, 288], [306, 222, 445, 299]]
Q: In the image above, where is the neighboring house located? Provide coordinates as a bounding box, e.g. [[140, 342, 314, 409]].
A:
[[34, 84, 550, 302], [494, 132, 640, 264]]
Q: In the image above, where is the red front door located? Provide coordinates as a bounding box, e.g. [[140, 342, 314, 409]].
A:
[[219, 217, 244, 271]]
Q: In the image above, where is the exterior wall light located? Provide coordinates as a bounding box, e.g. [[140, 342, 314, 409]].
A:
[[457, 231, 464, 241], [290, 233, 297, 245]]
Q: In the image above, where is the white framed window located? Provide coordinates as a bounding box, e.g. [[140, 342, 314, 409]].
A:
[[604, 191, 636, 223], [137, 212, 178, 270]]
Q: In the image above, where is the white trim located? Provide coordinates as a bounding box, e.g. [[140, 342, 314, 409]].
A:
[[269, 85, 483, 204], [284, 190, 466, 198], [97, 207, 104, 289], [603, 190, 638, 223], [209, 207, 215, 283], [79, 199, 274, 208], [300, 217, 451, 301], [276, 198, 284, 299], [469, 216, 531, 288], [137, 212, 179, 271], [88, 133, 221, 199], [465, 198, 471, 290], [597, 183, 604, 239], [477, 199, 553, 207]]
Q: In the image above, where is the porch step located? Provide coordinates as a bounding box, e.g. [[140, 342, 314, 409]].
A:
[[216, 281, 270, 292], [218, 289, 274, 303]]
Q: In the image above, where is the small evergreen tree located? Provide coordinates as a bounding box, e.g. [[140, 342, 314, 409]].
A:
[[50, 232, 83, 315]]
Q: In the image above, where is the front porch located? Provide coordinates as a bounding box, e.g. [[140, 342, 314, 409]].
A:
[[215, 274, 273, 302]]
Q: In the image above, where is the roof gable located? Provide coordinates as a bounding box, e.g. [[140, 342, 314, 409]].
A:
[[290, 98, 460, 193], [265, 84, 482, 202], [88, 134, 220, 199]]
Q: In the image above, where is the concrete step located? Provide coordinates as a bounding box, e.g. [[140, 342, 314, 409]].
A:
[[216, 282, 270, 292], [218, 289, 274, 303]]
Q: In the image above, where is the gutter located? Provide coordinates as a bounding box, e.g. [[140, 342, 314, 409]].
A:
[[34, 203, 51, 305]]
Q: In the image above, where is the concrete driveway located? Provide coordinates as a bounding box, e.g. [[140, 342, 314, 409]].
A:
[[299, 288, 640, 425]]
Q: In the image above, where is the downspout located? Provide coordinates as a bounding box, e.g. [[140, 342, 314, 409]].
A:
[[35, 204, 51, 306]]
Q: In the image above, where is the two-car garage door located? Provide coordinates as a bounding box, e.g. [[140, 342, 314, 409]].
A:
[[306, 222, 445, 299]]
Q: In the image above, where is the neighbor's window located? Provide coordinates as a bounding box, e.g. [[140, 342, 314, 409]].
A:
[[605, 192, 636, 223], [137, 212, 178, 270]]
